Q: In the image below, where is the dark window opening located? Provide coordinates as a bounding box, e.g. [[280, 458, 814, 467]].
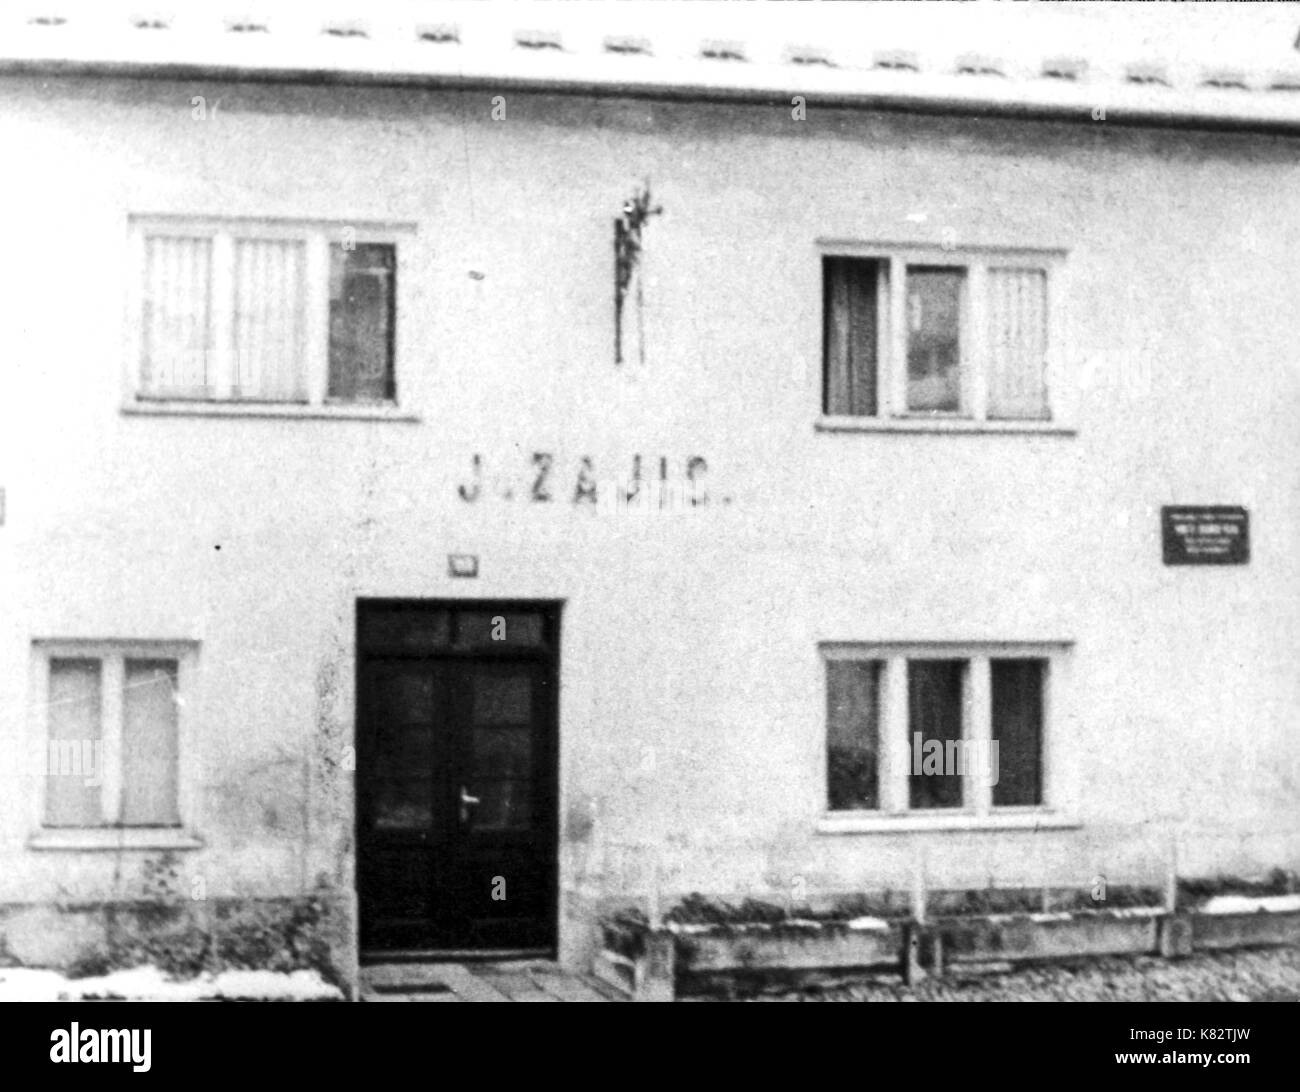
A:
[[991, 658, 1045, 807], [908, 659, 965, 809], [827, 660, 881, 810], [329, 243, 396, 402], [823, 257, 881, 417]]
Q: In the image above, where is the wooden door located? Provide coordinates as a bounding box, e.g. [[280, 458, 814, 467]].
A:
[[356, 603, 558, 952]]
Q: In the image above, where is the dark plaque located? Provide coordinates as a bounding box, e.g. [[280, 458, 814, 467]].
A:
[[1162, 506, 1249, 565]]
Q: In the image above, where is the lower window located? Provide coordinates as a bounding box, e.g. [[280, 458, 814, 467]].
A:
[[35, 642, 196, 830], [825, 645, 1058, 815]]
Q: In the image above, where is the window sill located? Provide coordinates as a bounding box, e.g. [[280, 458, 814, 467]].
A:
[[816, 811, 1080, 834], [28, 828, 204, 851], [816, 417, 1075, 436], [122, 401, 420, 422]]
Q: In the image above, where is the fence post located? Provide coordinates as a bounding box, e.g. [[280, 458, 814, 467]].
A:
[[911, 842, 928, 925], [647, 841, 663, 929], [635, 930, 676, 1002], [1159, 832, 1194, 958], [904, 843, 931, 984], [1164, 832, 1179, 913], [631, 841, 675, 1001]]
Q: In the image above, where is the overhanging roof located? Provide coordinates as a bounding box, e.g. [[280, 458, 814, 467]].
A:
[[4, 1, 1300, 134]]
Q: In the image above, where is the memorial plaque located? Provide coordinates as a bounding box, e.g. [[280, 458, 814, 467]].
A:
[[1161, 506, 1249, 565]]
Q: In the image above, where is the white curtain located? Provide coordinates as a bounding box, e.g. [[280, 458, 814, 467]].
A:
[[234, 238, 306, 400], [121, 660, 180, 827], [142, 235, 212, 397], [46, 659, 102, 827], [987, 267, 1048, 419]]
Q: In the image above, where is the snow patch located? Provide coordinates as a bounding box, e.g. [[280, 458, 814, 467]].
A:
[[664, 921, 715, 935], [1200, 893, 1300, 916], [0, 965, 342, 1002]]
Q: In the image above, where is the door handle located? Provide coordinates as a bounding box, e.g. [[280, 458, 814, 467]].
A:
[[459, 785, 481, 825]]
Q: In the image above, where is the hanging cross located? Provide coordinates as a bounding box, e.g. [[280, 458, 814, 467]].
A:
[[614, 182, 663, 365]]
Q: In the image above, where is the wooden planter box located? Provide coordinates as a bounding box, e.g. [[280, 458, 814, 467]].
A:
[[936, 909, 1163, 968], [592, 894, 1300, 1000], [1191, 908, 1300, 951], [674, 919, 905, 975], [594, 917, 906, 1000]]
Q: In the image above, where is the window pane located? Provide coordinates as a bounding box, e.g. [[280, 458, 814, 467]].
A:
[[987, 268, 1048, 419], [370, 666, 437, 726], [827, 660, 881, 810], [121, 660, 181, 826], [908, 660, 965, 809], [329, 243, 395, 401], [233, 238, 307, 401], [470, 670, 533, 726], [358, 607, 451, 654], [823, 258, 881, 416], [906, 266, 964, 413], [991, 659, 1045, 807], [455, 611, 545, 650], [473, 728, 532, 778], [373, 779, 434, 830], [373, 725, 436, 779], [469, 779, 530, 831], [141, 235, 213, 398], [46, 659, 103, 827]]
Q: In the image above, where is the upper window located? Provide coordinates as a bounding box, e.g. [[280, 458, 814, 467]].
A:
[[131, 219, 399, 406], [34, 642, 196, 833], [822, 248, 1059, 425]]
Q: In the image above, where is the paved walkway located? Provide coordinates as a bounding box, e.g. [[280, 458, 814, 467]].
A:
[[360, 959, 621, 1002]]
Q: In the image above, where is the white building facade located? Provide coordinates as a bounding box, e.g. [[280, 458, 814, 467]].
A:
[[0, 5, 1297, 992]]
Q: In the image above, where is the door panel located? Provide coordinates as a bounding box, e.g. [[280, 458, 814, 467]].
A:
[[357, 659, 456, 949], [462, 661, 540, 836], [357, 603, 557, 952], [445, 660, 552, 947]]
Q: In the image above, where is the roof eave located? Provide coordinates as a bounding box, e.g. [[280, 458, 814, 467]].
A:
[[4, 57, 1300, 136]]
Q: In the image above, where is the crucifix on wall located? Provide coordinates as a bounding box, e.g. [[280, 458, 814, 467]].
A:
[[614, 182, 663, 366]]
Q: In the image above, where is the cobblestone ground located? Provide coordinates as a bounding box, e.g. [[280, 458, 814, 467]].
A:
[[690, 945, 1300, 1002]]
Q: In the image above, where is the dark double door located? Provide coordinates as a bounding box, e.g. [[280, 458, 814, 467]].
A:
[[356, 602, 558, 952]]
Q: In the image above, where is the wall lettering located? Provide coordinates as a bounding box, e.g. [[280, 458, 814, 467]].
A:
[[456, 453, 722, 511], [531, 452, 554, 502]]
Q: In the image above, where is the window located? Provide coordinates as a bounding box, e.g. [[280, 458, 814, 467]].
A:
[[823, 258, 882, 417], [990, 658, 1045, 807], [906, 268, 965, 413], [826, 660, 881, 810], [329, 244, 396, 402], [33, 642, 197, 839], [907, 659, 965, 809], [822, 248, 1059, 425], [822, 645, 1061, 820], [132, 219, 402, 407]]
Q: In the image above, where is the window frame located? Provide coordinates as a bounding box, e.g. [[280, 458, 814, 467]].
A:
[[124, 215, 418, 421], [816, 242, 1073, 435], [28, 640, 202, 850], [816, 641, 1076, 833]]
